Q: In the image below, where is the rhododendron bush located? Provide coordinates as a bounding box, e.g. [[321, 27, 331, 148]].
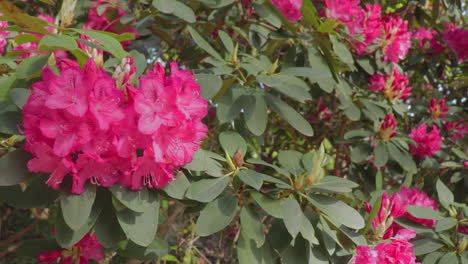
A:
[[0, 0, 466, 263]]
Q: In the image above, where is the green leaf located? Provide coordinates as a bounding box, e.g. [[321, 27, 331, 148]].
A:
[[237, 232, 263, 264], [218, 30, 234, 54], [412, 238, 445, 256], [95, 204, 126, 248], [436, 179, 454, 210], [172, 1, 196, 23], [278, 150, 304, 175], [0, 75, 16, 101], [164, 173, 190, 199], [0, 175, 58, 208], [307, 194, 365, 229], [240, 205, 265, 247], [243, 94, 268, 136], [9, 88, 29, 109], [435, 217, 457, 232], [373, 143, 388, 167], [198, 0, 235, 8], [264, 94, 314, 136], [251, 192, 283, 218], [344, 129, 373, 139], [257, 74, 311, 103], [387, 142, 417, 172], [351, 143, 372, 163], [0, 149, 31, 186], [219, 131, 247, 157], [310, 176, 358, 193], [357, 58, 374, 74], [187, 26, 223, 61], [423, 252, 444, 264], [15, 240, 60, 259], [196, 73, 222, 100], [282, 66, 332, 80], [253, 4, 281, 28], [300, 214, 318, 245], [15, 55, 48, 79], [406, 205, 443, 220], [280, 235, 309, 264], [238, 170, 263, 190], [185, 177, 229, 202], [330, 36, 354, 65], [109, 185, 149, 213], [72, 29, 127, 59], [196, 194, 237, 236], [184, 149, 224, 177], [116, 191, 159, 246], [126, 238, 170, 260], [60, 185, 97, 230], [56, 192, 104, 247], [282, 198, 302, 239], [39, 35, 78, 51], [0, 111, 22, 135], [152, 0, 176, 13]]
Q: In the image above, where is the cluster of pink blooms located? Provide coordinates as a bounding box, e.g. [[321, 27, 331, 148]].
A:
[[443, 24, 468, 61], [0, 13, 10, 54], [38, 233, 104, 264], [379, 114, 398, 141], [353, 229, 420, 264], [86, 0, 138, 48], [309, 97, 332, 123], [409, 125, 443, 158], [323, 0, 412, 61], [23, 57, 207, 194], [429, 99, 449, 119], [369, 68, 412, 102], [413, 28, 436, 49], [445, 121, 468, 142], [270, 0, 304, 22]]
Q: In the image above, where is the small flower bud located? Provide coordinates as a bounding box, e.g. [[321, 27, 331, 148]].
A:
[[233, 148, 244, 168]]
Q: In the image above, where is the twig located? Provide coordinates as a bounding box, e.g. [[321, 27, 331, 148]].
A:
[[0, 223, 36, 248], [0, 242, 22, 258]]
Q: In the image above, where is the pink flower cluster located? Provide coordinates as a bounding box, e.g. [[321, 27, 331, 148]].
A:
[[86, 0, 139, 48], [270, 0, 304, 22], [38, 233, 104, 264], [413, 28, 435, 49], [369, 68, 412, 102], [367, 187, 439, 239], [379, 114, 397, 141], [429, 99, 449, 119], [445, 121, 468, 142], [353, 229, 420, 264], [409, 125, 443, 158], [324, 0, 412, 60], [23, 57, 207, 194], [443, 25, 468, 61], [0, 13, 10, 54]]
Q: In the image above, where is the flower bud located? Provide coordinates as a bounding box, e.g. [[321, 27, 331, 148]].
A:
[[379, 114, 398, 141], [233, 148, 244, 168]]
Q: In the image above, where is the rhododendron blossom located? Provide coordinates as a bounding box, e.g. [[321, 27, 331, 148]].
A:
[[353, 229, 420, 264], [429, 98, 449, 119], [379, 114, 397, 141], [413, 28, 435, 48], [366, 192, 405, 239], [270, 0, 303, 22], [0, 13, 10, 54], [443, 25, 468, 61], [380, 15, 412, 63], [38, 233, 104, 264], [369, 68, 412, 102], [23, 57, 207, 194], [445, 120, 468, 142], [409, 125, 443, 158], [393, 186, 439, 228]]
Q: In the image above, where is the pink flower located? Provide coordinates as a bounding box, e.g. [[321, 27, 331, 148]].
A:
[[369, 68, 412, 102], [429, 99, 449, 119], [413, 28, 435, 48], [380, 15, 412, 63], [379, 114, 398, 141], [393, 186, 439, 227], [270, 0, 303, 22], [0, 13, 10, 54], [353, 229, 419, 264], [445, 121, 468, 142], [409, 125, 443, 158], [86, 1, 139, 48], [325, 0, 366, 35], [443, 25, 468, 61], [366, 192, 406, 239], [38, 233, 104, 264]]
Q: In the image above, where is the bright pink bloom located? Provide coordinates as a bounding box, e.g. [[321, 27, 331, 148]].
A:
[[379, 114, 398, 141], [445, 121, 468, 142], [13, 15, 55, 58], [429, 99, 449, 119], [380, 15, 412, 63], [325, 0, 365, 35], [409, 125, 443, 158], [443, 25, 468, 61], [369, 68, 412, 102], [0, 13, 10, 54], [366, 192, 406, 239], [393, 186, 439, 227], [353, 229, 419, 264], [38, 233, 104, 264], [270, 0, 303, 22], [413, 28, 435, 48], [86, 1, 138, 48]]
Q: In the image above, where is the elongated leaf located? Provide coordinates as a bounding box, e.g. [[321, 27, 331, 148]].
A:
[[373, 143, 388, 167], [282, 198, 302, 239], [196, 194, 237, 236], [412, 238, 445, 256], [60, 185, 96, 230], [238, 170, 263, 190], [265, 94, 314, 136], [406, 205, 443, 220], [243, 94, 268, 136], [240, 205, 265, 247], [219, 131, 247, 157], [95, 204, 126, 248], [126, 238, 169, 260], [15, 55, 48, 79], [278, 150, 304, 175], [436, 179, 454, 210], [109, 185, 149, 213], [187, 26, 223, 61], [435, 217, 457, 232], [185, 177, 229, 202], [172, 1, 196, 23], [72, 29, 127, 59], [251, 192, 282, 218], [310, 176, 358, 193], [39, 35, 78, 51], [218, 30, 234, 53], [9, 88, 29, 109], [164, 173, 190, 199], [257, 74, 311, 103], [196, 73, 222, 100], [0, 175, 58, 208], [300, 214, 318, 244], [0, 149, 31, 186]]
